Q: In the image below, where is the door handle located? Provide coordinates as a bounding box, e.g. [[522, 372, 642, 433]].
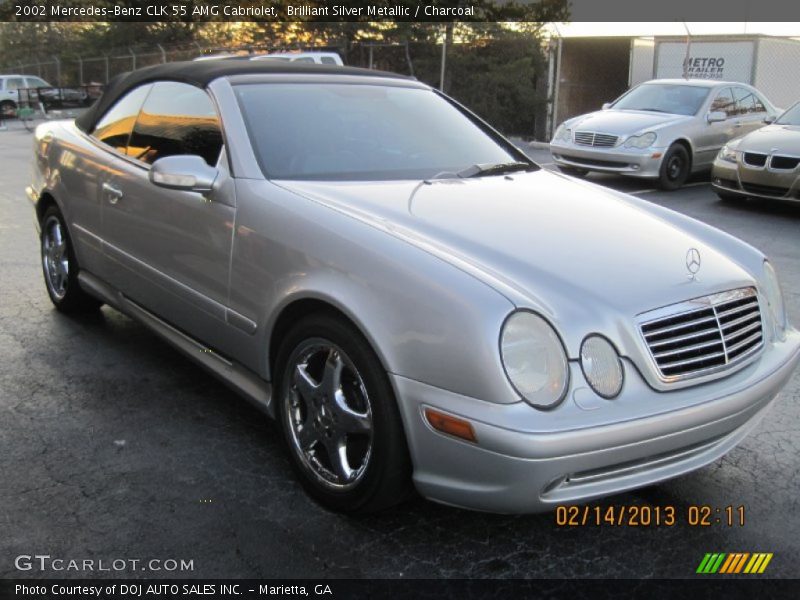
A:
[[102, 182, 123, 204]]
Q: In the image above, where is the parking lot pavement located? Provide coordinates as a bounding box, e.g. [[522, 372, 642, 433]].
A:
[[1, 130, 799, 579]]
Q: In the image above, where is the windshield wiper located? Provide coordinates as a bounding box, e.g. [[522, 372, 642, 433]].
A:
[[636, 107, 671, 113], [456, 161, 536, 178]]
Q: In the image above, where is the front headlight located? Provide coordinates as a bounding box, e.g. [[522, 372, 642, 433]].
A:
[[624, 132, 657, 149], [717, 143, 739, 163], [580, 335, 623, 398], [500, 312, 569, 409], [553, 124, 571, 143], [762, 260, 787, 341]]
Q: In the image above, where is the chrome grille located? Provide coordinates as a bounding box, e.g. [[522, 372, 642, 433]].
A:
[[639, 288, 763, 382], [573, 131, 619, 147]]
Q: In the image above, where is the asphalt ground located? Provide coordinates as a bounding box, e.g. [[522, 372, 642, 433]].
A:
[[1, 125, 798, 579]]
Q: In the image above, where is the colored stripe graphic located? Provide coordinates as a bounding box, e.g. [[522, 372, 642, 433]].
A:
[[733, 553, 750, 573], [700, 553, 772, 574], [719, 554, 736, 574], [696, 553, 713, 574], [709, 553, 726, 573], [697, 553, 727, 573]]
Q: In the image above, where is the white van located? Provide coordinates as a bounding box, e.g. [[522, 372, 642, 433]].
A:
[[0, 74, 52, 113], [250, 52, 344, 66]]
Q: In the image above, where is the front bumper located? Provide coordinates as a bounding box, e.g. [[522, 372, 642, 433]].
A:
[[712, 158, 800, 202], [550, 141, 666, 178], [393, 330, 800, 513]]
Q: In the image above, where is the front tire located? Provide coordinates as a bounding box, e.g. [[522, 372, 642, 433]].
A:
[[40, 205, 102, 313], [658, 144, 691, 190], [0, 100, 16, 117], [275, 313, 412, 513]]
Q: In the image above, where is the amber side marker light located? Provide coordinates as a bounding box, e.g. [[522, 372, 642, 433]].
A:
[[424, 408, 478, 443]]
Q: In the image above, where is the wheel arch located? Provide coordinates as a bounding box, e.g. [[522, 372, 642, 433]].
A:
[[671, 137, 694, 167], [266, 294, 391, 387], [35, 190, 60, 224]]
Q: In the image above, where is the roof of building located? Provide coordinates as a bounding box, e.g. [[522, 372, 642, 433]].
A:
[[643, 78, 739, 87], [75, 59, 407, 132]]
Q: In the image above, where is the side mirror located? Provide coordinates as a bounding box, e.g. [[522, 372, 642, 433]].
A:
[[763, 114, 776, 124], [706, 111, 727, 123], [601, 102, 612, 110], [149, 155, 218, 194]]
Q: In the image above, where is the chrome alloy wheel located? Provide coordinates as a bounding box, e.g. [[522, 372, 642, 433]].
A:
[[284, 340, 373, 490], [42, 215, 69, 300]]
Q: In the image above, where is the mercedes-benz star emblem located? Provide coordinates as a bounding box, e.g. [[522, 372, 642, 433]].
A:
[[686, 248, 701, 280]]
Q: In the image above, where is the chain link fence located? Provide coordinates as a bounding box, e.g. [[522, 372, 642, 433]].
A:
[[0, 37, 551, 138]]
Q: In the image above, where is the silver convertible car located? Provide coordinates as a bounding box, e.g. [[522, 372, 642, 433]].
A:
[[550, 79, 780, 190], [28, 61, 799, 513]]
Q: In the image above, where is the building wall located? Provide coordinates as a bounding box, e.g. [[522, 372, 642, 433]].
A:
[[754, 37, 800, 109], [554, 37, 631, 126], [654, 40, 755, 81], [629, 37, 655, 86]]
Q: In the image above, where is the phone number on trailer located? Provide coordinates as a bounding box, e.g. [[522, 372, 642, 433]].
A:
[[555, 504, 746, 527], [16, 4, 279, 18]]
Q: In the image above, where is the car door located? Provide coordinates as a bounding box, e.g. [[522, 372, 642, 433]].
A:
[[99, 81, 236, 349], [693, 86, 738, 168], [66, 83, 153, 277]]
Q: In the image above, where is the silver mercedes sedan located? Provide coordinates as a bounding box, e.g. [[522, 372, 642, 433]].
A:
[[550, 79, 780, 190], [28, 61, 799, 514]]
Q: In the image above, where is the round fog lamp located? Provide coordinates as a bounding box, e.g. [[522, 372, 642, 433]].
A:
[[580, 335, 623, 398]]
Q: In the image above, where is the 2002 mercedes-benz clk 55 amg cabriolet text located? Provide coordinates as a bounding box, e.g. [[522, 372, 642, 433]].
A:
[[28, 61, 800, 514]]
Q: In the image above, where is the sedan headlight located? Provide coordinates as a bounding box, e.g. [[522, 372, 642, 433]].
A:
[[762, 260, 787, 341], [500, 312, 569, 409], [624, 132, 657, 149], [717, 143, 740, 163], [580, 336, 623, 398], [553, 124, 572, 143]]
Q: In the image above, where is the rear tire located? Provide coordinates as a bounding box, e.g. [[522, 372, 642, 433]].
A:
[[275, 313, 413, 513], [40, 205, 102, 313], [658, 144, 691, 190]]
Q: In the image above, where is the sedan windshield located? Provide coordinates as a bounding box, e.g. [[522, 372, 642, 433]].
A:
[[776, 103, 800, 126], [612, 84, 710, 116], [235, 83, 525, 181]]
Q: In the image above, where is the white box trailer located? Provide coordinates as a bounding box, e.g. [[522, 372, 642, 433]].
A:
[[631, 35, 800, 110]]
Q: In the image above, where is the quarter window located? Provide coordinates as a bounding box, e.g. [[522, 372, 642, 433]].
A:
[[710, 88, 735, 117], [127, 82, 222, 166], [25, 77, 49, 89], [732, 87, 766, 115], [91, 84, 153, 154]]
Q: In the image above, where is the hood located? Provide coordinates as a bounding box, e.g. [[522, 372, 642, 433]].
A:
[[278, 171, 754, 328], [735, 124, 800, 153], [567, 110, 691, 137]]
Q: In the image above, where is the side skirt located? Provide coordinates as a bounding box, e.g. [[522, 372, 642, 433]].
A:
[[78, 270, 274, 417]]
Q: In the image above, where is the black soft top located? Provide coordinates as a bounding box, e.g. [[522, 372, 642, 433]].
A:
[[75, 59, 408, 133]]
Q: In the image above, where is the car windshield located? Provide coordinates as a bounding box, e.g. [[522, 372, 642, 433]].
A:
[[776, 103, 800, 126], [234, 83, 523, 181], [612, 84, 711, 116]]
